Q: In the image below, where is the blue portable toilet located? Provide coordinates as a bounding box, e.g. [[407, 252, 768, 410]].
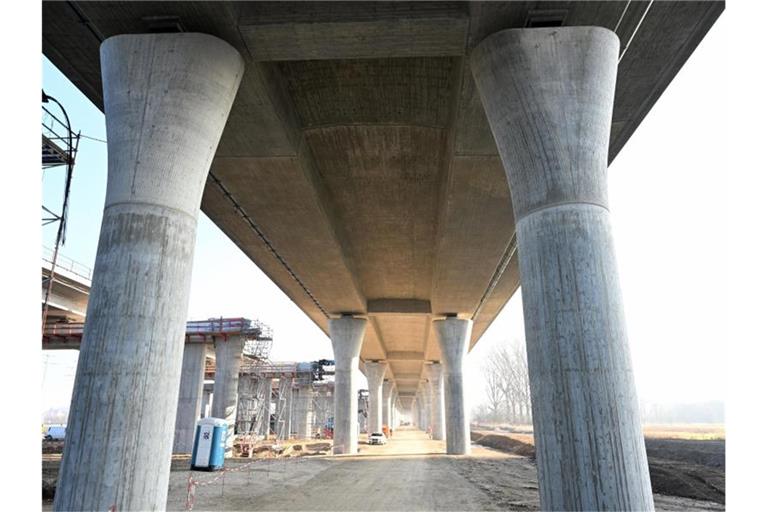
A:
[[191, 417, 228, 471]]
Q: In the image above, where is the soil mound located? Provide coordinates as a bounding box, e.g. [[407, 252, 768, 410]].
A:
[[471, 433, 536, 459]]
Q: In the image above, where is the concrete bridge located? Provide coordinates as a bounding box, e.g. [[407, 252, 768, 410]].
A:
[[41, 247, 91, 324], [43, 2, 723, 511]]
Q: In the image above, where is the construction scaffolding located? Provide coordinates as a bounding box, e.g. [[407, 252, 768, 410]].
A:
[[41, 90, 81, 330], [235, 360, 335, 440]]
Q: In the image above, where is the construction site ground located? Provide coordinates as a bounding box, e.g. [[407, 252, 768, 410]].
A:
[[162, 427, 722, 511], [43, 426, 725, 511]]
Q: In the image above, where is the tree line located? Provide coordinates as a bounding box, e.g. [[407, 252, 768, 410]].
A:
[[473, 338, 532, 425]]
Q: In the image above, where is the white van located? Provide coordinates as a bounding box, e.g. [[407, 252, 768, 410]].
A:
[[44, 426, 66, 440]]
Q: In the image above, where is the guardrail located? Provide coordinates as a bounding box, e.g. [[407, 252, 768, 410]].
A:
[[42, 246, 92, 283]]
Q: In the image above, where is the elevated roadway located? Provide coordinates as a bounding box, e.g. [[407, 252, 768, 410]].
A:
[[42, 2, 723, 510], [42, 0, 723, 394]]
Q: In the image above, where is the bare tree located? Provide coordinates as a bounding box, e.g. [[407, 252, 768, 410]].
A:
[[483, 361, 505, 422], [475, 338, 532, 425]]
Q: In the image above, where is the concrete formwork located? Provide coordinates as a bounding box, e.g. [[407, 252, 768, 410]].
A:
[[53, 33, 242, 512], [275, 377, 293, 440], [471, 26, 654, 511]]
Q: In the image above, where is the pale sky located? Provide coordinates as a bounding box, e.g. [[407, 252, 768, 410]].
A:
[[41, 17, 726, 414]]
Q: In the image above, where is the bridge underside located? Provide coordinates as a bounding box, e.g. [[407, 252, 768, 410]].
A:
[[43, 1, 722, 395]]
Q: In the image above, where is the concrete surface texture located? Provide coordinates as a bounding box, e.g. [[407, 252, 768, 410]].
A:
[[329, 316, 367, 454], [201, 383, 213, 419], [471, 26, 654, 511], [419, 384, 432, 432], [212, 335, 246, 451], [52, 33, 243, 512], [295, 384, 314, 439], [426, 364, 445, 440], [364, 361, 387, 434], [41, 1, 724, 401], [173, 343, 207, 453], [434, 317, 472, 455], [382, 380, 395, 432]]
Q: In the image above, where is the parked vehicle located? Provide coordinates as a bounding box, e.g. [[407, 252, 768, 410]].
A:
[[368, 432, 387, 445], [44, 426, 66, 440]]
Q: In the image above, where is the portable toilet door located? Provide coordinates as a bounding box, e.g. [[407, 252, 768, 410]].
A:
[[191, 417, 228, 471]]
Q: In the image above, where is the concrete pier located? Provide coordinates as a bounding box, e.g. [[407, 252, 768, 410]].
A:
[[201, 383, 213, 419], [173, 343, 207, 453], [471, 26, 654, 511], [426, 364, 445, 441], [434, 317, 472, 455], [382, 380, 394, 434], [329, 316, 366, 454], [53, 33, 242, 512], [212, 335, 246, 451], [419, 384, 430, 432], [364, 361, 387, 434], [296, 383, 314, 439]]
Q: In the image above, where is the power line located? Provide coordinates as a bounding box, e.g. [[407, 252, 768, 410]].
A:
[[79, 133, 107, 143]]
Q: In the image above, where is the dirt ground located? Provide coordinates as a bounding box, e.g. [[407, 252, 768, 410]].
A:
[[472, 424, 725, 506], [161, 428, 722, 512], [42, 426, 725, 511]]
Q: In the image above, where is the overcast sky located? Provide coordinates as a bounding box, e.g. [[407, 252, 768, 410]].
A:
[[42, 17, 726, 416]]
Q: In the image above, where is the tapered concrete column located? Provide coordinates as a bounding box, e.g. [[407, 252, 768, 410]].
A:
[[53, 33, 242, 512], [419, 383, 430, 431], [426, 364, 445, 440], [471, 27, 653, 511], [382, 380, 394, 433], [329, 316, 366, 454], [364, 361, 387, 433], [212, 335, 246, 451], [435, 317, 472, 455], [173, 343, 207, 453], [389, 390, 396, 434], [296, 383, 314, 439]]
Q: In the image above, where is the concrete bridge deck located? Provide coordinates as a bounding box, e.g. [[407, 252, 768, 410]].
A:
[[42, 2, 724, 509]]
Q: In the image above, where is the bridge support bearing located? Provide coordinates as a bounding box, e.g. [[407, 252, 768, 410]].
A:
[[471, 27, 654, 511], [173, 343, 207, 453], [364, 361, 387, 434], [212, 335, 246, 452], [53, 33, 242, 512], [435, 318, 472, 455], [425, 364, 445, 441], [329, 316, 367, 454]]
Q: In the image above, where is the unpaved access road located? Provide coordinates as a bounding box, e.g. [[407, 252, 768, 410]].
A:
[[162, 428, 723, 511]]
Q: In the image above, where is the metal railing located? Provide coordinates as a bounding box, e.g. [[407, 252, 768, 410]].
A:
[[43, 318, 272, 344], [42, 246, 92, 283]]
